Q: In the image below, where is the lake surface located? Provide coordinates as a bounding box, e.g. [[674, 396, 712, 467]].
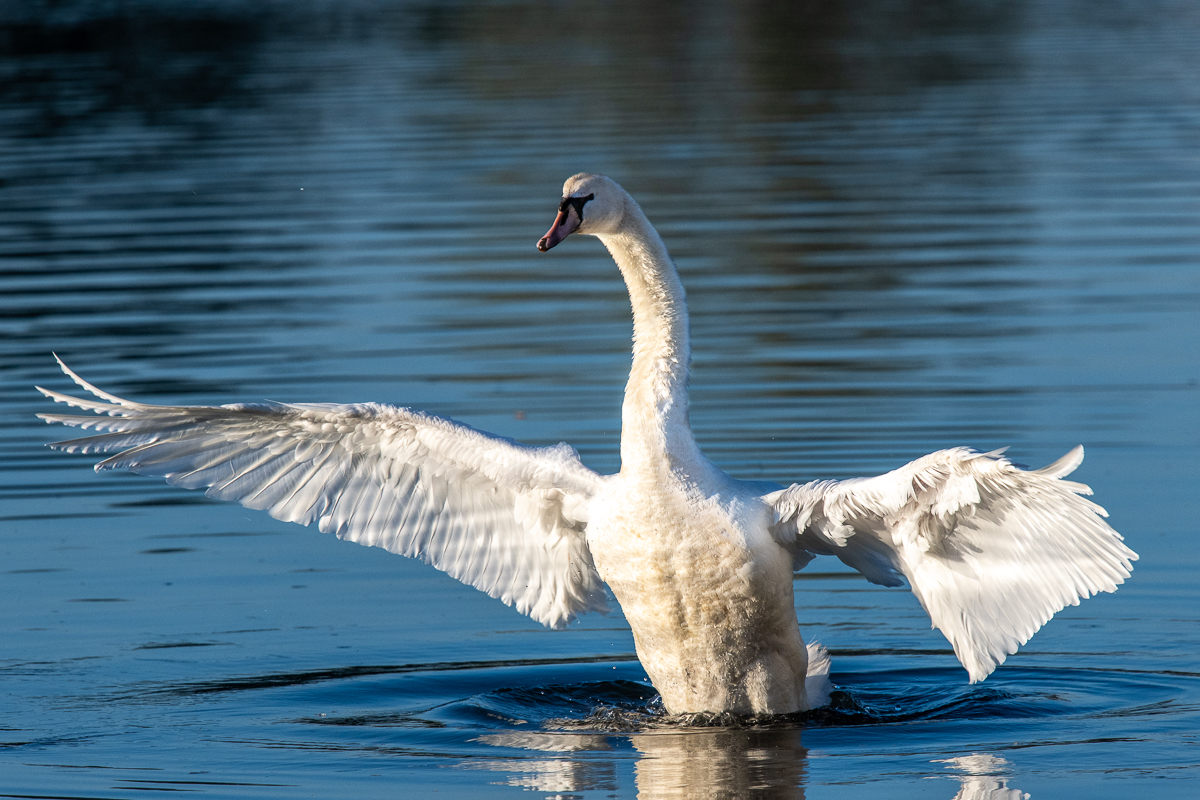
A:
[[2, 0, 1199, 797]]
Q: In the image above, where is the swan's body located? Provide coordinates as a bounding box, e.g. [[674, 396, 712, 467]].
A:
[[38, 174, 1137, 715]]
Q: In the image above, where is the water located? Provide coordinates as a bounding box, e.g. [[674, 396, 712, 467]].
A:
[[2, 0, 1198, 796]]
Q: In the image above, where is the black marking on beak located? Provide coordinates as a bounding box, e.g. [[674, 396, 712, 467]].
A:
[[559, 192, 594, 219]]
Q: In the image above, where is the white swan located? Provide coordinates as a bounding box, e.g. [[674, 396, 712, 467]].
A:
[[37, 173, 1137, 716]]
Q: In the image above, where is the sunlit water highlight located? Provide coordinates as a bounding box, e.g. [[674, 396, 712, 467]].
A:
[[2, 1, 1199, 797]]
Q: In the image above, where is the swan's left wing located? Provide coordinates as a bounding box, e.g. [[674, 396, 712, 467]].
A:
[[765, 447, 1137, 682], [37, 359, 609, 629]]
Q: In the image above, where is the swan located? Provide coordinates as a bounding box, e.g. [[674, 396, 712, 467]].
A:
[[37, 173, 1137, 716]]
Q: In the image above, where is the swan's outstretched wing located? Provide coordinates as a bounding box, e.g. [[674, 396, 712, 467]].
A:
[[37, 359, 609, 628], [765, 447, 1137, 682]]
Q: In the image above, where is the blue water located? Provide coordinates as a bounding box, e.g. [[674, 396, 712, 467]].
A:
[[2, 0, 1198, 797]]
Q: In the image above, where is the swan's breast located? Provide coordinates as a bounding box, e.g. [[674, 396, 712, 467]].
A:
[[586, 473, 805, 712]]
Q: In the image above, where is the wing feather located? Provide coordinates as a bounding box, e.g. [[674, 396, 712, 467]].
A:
[[37, 360, 609, 628], [767, 447, 1137, 682]]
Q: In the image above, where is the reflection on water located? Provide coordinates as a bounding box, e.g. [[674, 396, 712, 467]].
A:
[[480, 727, 808, 799], [939, 755, 1029, 800], [631, 728, 806, 800], [2, 0, 1199, 797], [477, 724, 1040, 799], [473, 732, 621, 796]]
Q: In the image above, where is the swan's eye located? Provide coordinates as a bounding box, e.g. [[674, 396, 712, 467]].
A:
[[558, 193, 595, 220]]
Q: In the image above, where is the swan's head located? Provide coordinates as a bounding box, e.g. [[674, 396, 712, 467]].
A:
[[537, 173, 629, 251]]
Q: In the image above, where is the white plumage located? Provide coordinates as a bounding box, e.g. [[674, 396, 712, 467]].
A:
[[39, 368, 607, 630], [767, 446, 1132, 683], [38, 173, 1136, 715]]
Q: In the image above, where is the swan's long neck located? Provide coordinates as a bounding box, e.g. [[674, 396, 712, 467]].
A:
[[597, 209, 700, 475]]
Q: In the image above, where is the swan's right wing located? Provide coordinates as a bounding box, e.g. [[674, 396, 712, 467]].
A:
[[38, 360, 610, 628], [766, 447, 1137, 682]]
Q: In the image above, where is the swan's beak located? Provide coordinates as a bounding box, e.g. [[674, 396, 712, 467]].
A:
[[537, 206, 582, 252]]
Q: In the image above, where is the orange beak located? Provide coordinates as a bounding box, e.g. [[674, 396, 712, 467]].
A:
[[537, 207, 581, 252]]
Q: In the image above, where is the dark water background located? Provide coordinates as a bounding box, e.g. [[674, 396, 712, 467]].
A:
[[2, 0, 1199, 797]]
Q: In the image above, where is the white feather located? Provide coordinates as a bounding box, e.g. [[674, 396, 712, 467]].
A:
[[38, 376, 609, 630], [765, 447, 1137, 682]]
